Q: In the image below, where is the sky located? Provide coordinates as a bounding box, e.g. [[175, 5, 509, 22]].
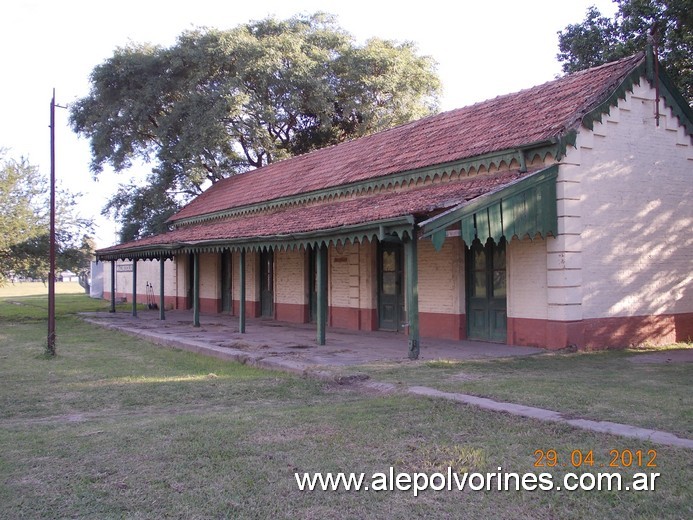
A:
[[1, 0, 619, 248]]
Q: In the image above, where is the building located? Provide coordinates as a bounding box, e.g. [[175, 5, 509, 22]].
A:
[[96, 50, 692, 357]]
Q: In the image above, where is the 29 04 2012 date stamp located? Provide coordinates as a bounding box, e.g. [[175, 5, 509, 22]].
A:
[[534, 449, 657, 469]]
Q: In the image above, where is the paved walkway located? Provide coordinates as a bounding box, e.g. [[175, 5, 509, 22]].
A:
[[81, 309, 543, 368], [81, 309, 693, 449]]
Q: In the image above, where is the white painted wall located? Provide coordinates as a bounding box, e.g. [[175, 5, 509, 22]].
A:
[[102, 258, 178, 301], [275, 248, 307, 305], [418, 237, 464, 315], [558, 78, 693, 320], [507, 237, 548, 320]]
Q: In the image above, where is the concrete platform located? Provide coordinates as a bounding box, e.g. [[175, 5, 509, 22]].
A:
[[81, 308, 543, 371]]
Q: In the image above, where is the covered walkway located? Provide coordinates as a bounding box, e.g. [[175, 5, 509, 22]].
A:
[[81, 308, 543, 372]]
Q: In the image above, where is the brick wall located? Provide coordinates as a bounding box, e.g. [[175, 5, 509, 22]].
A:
[[507, 238, 548, 320], [231, 250, 261, 317], [274, 248, 309, 323], [329, 242, 359, 309], [358, 240, 377, 311], [275, 248, 306, 305], [198, 253, 218, 301], [231, 250, 260, 303], [561, 80, 693, 322], [418, 237, 463, 314], [102, 258, 177, 309]]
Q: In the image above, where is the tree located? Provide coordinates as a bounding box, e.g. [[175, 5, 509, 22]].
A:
[[70, 13, 441, 242], [557, 0, 692, 103], [0, 150, 94, 287]]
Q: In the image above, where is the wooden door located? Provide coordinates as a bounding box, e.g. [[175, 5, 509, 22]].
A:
[[378, 242, 404, 331], [467, 239, 507, 342]]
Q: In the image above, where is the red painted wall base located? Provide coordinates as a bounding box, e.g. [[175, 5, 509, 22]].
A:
[[275, 302, 309, 323], [419, 312, 466, 340], [102, 292, 691, 350], [232, 299, 261, 318], [508, 313, 693, 350]]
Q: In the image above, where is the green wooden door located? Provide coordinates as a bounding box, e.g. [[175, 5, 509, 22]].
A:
[[260, 249, 274, 317], [467, 239, 507, 342], [379, 242, 404, 331]]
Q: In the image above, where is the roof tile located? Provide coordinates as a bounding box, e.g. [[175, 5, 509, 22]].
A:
[[99, 168, 531, 254], [171, 53, 644, 222]]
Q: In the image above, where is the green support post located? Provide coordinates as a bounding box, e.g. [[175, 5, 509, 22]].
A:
[[405, 231, 420, 360], [193, 252, 200, 327], [132, 259, 138, 318], [159, 258, 165, 321], [316, 243, 327, 345], [109, 260, 116, 313], [239, 249, 246, 333]]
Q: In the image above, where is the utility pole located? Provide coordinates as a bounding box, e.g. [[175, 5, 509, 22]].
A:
[[47, 89, 66, 356]]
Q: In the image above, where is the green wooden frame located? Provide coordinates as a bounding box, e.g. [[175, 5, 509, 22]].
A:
[[421, 165, 558, 249]]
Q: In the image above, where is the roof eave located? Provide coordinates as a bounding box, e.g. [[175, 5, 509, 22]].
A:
[[95, 215, 418, 261]]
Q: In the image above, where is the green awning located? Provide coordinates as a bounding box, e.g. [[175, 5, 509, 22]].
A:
[[420, 165, 558, 250]]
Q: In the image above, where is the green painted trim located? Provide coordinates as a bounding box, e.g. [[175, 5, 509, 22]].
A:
[[109, 260, 116, 313], [404, 232, 419, 360], [556, 130, 578, 160], [646, 44, 655, 81], [581, 55, 691, 137], [193, 253, 200, 327], [132, 259, 138, 318], [159, 259, 165, 321], [420, 165, 558, 246], [580, 56, 691, 138], [431, 229, 446, 251], [239, 249, 246, 334], [316, 244, 327, 346], [581, 61, 648, 132], [96, 248, 177, 262], [657, 67, 693, 137], [178, 217, 415, 255], [97, 217, 417, 261]]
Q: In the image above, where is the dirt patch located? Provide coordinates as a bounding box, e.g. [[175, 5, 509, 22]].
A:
[[449, 371, 484, 382], [333, 373, 370, 385], [629, 349, 693, 364]]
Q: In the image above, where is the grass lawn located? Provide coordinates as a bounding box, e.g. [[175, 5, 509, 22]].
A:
[[0, 293, 691, 518], [343, 346, 693, 438], [0, 281, 85, 297]]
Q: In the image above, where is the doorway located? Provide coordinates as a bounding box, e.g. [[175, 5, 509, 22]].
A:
[[378, 241, 404, 331], [466, 238, 507, 342]]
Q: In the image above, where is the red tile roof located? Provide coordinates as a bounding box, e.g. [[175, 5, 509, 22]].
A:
[[171, 53, 644, 223], [98, 168, 532, 255]]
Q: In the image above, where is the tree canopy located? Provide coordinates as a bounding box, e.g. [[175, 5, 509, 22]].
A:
[[70, 13, 441, 242], [557, 0, 692, 102], [0, 150, 94, 287]]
